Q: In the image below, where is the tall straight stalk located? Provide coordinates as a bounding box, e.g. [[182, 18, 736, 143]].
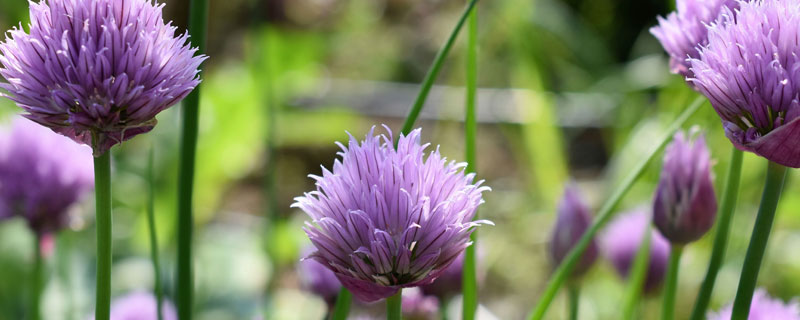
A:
[[567, 284, 579, 320], [330, 288, 352, 320], [689, 147, 743, 320], [94, 152, 112, 320], [30, 235, 42, 320], [661, 246, 684, 320], [176, 0, 208, 318], [622, 224, 652, 320], [146, 148, 164, 320], [399, 0, 480, 136], [730, 161, 788, 319], [462, 1, 479, 320], [527, 96, 706, 320], [386, 290, 403, 320]]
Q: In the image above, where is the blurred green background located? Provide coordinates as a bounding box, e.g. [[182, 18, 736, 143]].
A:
[[0, 0, 799, 319]]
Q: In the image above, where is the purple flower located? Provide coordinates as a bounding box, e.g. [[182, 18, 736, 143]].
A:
[[650, 0, 738, 79], [602, 209, 671, 293], [690, 0, 800, 168], [0, 0, 206, 155], [293, 126, 491, 302], [90, 291, 177, 320], [297, 246, 342, 305], [708, 288, 800, 320], [401, 288, 439, 320], [0, 117, 93, 235], [549, 183, 598, 277], [653, 130, 717, 244]]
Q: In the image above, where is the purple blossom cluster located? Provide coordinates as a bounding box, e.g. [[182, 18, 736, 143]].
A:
[[293, 126, 490, 302], [0, 0, 206, 154], [691, 0, 800, 167], [0, 117, 93, 235], [708, 289, 800, 320]]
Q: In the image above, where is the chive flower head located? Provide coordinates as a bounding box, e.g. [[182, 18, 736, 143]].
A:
[[549, 182, 598, 277], [293, 126, 491, 302], [602, 209, 671, 292], [0, 0, 206, 155], [708, 288, 800, 320]]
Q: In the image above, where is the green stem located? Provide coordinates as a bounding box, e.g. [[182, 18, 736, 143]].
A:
[[527, 96, 706, 320], [94, 151, 112, 320], [177, 0, 208, 318], [689, 147, 743, 320], [330, 288, 352, 320], [622, 224, 653, 320], [387, 290, 403, 320], [146, 148, 164, 320], [30, 235, 42, 320], [462, 2, 479, 320], [661, 246, 684, 320], [730, 161, 788, 320], [567, 284, 579, 320], [399, 0, 480, 136]]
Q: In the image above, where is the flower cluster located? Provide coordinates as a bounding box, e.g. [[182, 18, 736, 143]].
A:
[[691, 0, 800, 167], [0, 117, 93, 235], [602, 209, 670, 292], [651, 0, 737, 79], [708, 289, 800, 320], [0, 0, 206, 154], [293, 127, 490, 302]]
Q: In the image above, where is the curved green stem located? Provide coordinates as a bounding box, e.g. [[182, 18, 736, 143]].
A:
[[661, 246, 684, 320], [731, 161, 788, 320], [462, 2, 479, 320], [30, 235, 42, 320], [146, 148, 164, 320], [330, 288, 352, 320], [689, 147, 743, 320], [567, 284, 579, 320], [622, 224, 652, 320], [94, 152, 112, 320], [399, 0, 480, 136], [177, 0, 208, 318], [387, 290, 403, 320], [527, 96, 706, 320]]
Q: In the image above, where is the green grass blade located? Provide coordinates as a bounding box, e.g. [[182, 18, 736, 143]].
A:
[[147, 147, 164, 320], [622, 224, 653, 320]]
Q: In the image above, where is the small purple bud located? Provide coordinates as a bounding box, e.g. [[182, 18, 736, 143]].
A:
[[297, 246, 342, 306], [653, 130, 717, 244], [549, 183, 598, 277], [602, 209, 671, 293], [707, 288, 800, 320], [419, 249, 485, 299]]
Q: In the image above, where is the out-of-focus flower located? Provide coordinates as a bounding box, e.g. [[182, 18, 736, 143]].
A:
[[89, 291, 177, 320], [651, 0, 737, 79], [0, 0, 206, 155], [0, 117, 93, 235], [691, 0, 800, 168], [419, 249, 485, 299], [602, 209, 671, 292], [708, 288, 800, 320], [293, 126, 491, 302], [297, 246, 341, 305], [401, 288, 439, 320], [549, 183, 598, 277], [653, 130, 717, 244]]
